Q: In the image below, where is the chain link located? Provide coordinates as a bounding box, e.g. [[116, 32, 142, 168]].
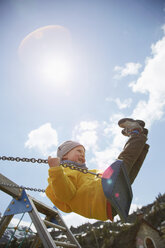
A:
[[0, 156, 101, 192], [0, 156, 101, 177], [0, 156, 48, 164], [0, 182, 45, 192]]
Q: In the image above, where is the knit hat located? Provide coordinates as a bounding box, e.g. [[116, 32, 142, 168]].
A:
[[57, 140, 85, 160]]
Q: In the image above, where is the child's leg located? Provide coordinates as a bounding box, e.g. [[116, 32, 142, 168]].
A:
[[110, 118, 149, 219], [117, 118, 148, 178], [129, 143, 149, 184], [117, 134, 147, 175], [110, 134, 148, 220]]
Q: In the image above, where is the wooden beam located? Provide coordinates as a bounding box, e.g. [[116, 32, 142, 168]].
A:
[[0, 173, 23, 199], [0, 215, 13, 238]]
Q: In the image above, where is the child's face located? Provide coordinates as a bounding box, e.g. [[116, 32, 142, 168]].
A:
[[63, 145, 85, 164]]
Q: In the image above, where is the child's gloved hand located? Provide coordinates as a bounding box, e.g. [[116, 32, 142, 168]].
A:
[[48, 156, 60, 168]]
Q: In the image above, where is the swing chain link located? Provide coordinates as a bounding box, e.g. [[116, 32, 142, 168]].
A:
[[0, 156, 101, 193], [0, 156, 48, 164], [0, 155, 101, 177], [0, 181, 45, 193]]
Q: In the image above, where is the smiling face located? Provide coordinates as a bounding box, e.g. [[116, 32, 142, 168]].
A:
[[62, 145, 85, 164]]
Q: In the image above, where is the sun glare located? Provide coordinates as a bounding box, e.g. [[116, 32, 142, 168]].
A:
[[40, 57, 73, 84], [18, 25, 74, 86]]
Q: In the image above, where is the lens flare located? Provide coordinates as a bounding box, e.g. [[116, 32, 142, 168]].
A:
[[115, 193, 119, 198], [107, 179, 112, 185], [18, 25, 74, 86], [102, 167, 114, 179]]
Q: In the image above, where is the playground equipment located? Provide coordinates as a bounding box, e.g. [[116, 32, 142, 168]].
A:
[[0, 174, 81, 247], [0, 156, 133, 247]]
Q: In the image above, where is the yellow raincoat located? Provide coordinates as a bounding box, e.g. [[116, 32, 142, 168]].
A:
[[46, 165, 112, 221]]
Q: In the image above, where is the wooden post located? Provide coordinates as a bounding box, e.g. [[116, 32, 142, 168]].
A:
[[0, 215, 13, 238], [0, 173, 23, 199]]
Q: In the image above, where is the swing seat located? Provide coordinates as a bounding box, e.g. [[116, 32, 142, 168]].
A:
[[101, 160, 133, 222]]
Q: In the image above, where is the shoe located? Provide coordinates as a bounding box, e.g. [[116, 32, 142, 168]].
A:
[[118, 118, 145, 128], [122, 127, 148, 137], [118, 118, 145, 136]]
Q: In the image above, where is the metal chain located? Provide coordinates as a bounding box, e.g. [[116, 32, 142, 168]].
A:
[[0, 182, 45, 192], [0, 156, 101, 193], [61, 160, 101, 177], [0, 156, 48, 164], [0, 156, 101, 177]]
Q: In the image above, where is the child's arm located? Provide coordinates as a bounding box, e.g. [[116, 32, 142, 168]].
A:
[[47, 156, 76, 203]]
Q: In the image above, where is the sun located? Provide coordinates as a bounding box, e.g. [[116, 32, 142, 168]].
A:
[[18, 25, 74, 85], [40, 56, 72, 84]]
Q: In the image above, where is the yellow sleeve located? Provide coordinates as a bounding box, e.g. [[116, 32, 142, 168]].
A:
[[45, 184, 72, 213], [46, 166, 76, 203]]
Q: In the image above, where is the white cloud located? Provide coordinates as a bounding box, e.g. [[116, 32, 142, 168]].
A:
[[10, 217, 36, 232], [90, 146, 121, 171], [106, 97, 132, 109], [63, 212, 96, 228], [70, 113, 129, 171], [99, 27, 165, 172], [89, 114, 127, 170], [114, 62, 142, 79], [72, 117, 127, 171], [129, 28, 165, 127], [25, 123, 58, 156], [72, 121, 99, 151]]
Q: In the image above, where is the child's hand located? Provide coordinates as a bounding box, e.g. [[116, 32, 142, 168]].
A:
[[48, 156, 60, 168]]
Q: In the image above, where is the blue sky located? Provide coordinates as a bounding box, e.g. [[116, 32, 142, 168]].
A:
[[0, 0, 165, 229]]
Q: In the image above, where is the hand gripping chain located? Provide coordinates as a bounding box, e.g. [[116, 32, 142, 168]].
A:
[[0, 156, 101, 192]]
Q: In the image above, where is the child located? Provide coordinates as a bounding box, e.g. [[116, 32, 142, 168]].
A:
[[45, 118, 149, 221]]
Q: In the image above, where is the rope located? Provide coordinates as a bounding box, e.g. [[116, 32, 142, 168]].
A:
[[18, 221, 33, 248], [5, 213, 25, 248]]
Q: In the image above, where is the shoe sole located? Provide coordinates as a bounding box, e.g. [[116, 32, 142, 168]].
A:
[[118, 118, 145, 128], [122, 127, 148, 136]]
